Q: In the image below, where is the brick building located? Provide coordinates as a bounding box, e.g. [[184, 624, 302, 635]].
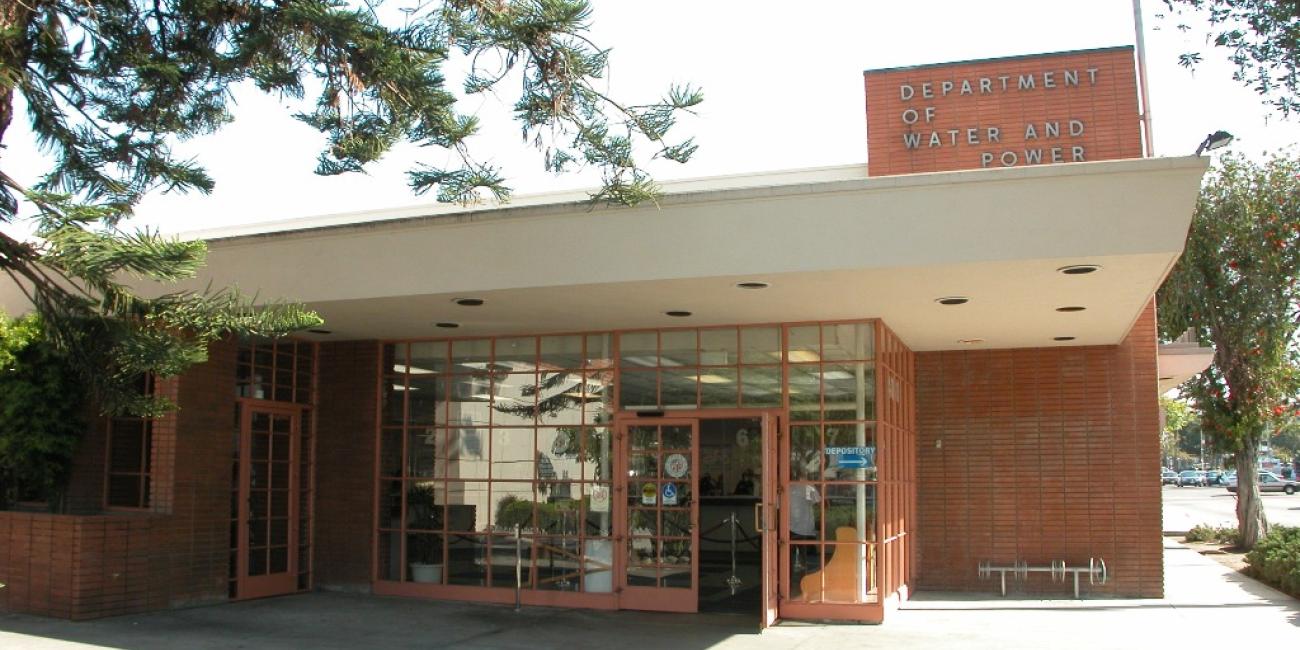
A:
[[0, 47, 1212, 625]]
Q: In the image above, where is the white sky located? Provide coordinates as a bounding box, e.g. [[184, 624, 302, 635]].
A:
[[6, 0, 1300, 233]]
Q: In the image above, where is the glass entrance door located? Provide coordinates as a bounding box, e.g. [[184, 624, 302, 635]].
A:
[[618, 419, 699, 612], [235, 405, 301, 599]]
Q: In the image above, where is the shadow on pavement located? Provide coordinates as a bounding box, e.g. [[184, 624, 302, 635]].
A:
[[0, 592, 760, 650]]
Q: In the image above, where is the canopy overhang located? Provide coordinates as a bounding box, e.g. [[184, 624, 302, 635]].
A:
[[2, 156, 1209, 352]]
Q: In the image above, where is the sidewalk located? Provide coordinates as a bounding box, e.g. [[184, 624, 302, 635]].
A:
[[0, 539, 1295, 649]]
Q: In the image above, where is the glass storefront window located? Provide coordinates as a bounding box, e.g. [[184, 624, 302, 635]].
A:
[[376, 322, 891, 605], [620, 331, 657, 367], [380, 333, 619, 590], [740, 326, 781, 364], [659, 329, 697, 367], [699, 328, 737, 366]]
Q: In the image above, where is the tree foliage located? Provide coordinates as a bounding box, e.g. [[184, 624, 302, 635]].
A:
[[1161, 1, 1300, 115], [0, 0, 701, 416], [2, 186, 323, 415], [1161, 395, 1195, 465], [0, 312, 85, 509], [0, 0, 701, 213], [1158, 152, 1300, 547]]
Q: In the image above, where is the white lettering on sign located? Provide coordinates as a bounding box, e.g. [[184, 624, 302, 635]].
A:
[[900, 67, 1098, 100], [825, 446, 873, 456], [979, 147, 1087, 168], [893, 63, 1105, 168]]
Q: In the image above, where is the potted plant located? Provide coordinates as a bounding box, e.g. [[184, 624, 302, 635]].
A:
[[408, 533, 443, 583], [406, 482, 443, 583]]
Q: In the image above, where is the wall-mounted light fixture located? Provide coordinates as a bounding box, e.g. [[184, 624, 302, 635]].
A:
[[1194, 130, 1234, 156]]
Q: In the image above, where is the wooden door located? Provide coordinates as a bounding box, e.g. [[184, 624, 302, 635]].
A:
[[236, 405, 300, 599]]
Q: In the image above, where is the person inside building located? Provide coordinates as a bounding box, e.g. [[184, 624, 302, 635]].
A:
[[733, 469, 755, 495], [700, 473, 718, 496], [789, 464, 821, 540]]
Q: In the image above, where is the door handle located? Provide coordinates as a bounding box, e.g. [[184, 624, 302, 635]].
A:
[[754, 503, 764, 532]]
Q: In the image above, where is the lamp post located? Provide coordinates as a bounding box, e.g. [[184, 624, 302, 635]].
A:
[[1199, 430, 1206, 483], [1195, 131, 1234, 156]]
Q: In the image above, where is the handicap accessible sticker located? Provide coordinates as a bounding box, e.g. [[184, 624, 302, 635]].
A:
[[662, 482, 679, 506]]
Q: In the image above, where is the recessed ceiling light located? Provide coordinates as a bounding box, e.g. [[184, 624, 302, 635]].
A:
[[736, 281, 770, 290], [958, 338, 985, 345], [435, 322, 460, 329], [307, 329, 332, 335], [1053, 336, 1076, 341], [453, 298, 485, 306], [1056, 306, 1087, 312], [665, 310, 692, 317], [936, 296, 970, 306], [1057, 265, 1101, 275]]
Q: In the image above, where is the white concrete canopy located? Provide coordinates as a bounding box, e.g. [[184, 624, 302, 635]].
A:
[[2, 157, 1208, 352], [1158, 338, 1216, 394]]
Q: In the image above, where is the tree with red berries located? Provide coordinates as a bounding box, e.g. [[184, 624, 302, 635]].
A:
[[1159, 152, 1300, 548]]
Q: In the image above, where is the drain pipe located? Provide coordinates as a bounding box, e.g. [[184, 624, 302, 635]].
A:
[[1133, 0, 1156, 155]]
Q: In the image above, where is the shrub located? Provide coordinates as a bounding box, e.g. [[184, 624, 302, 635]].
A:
[[0, 313, 86, 510], [1185, 524, 1240, 545], [1245, 526, 1300, 597]]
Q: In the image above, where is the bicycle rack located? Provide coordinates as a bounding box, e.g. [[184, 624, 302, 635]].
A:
[[977, 558, 1108, 598]]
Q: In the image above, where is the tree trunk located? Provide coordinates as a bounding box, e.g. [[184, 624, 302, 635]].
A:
[[1235, 431, 1269, 548], [0, 0, 35, 150]]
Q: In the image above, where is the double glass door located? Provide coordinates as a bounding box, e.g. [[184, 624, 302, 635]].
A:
[[616, 415, 779, 627]]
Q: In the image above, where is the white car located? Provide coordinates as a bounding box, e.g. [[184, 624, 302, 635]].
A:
[[1225, 471, 1298, 495]]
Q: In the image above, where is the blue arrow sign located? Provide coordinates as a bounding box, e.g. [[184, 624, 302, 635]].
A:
[[836, 454, 870, 469]]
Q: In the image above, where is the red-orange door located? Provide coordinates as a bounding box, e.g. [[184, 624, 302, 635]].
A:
[[760, 413, 780, 628], [236, 405, 300, 599], [617, 419, 699, 613]]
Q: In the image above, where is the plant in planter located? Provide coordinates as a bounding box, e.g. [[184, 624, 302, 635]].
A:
[[406, 482, 443, 583], [407, 533, 443, 583]]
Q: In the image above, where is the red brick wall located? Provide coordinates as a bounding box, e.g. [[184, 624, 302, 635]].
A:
[[63, 417, 109, 514], [0, 512, 173, 619], [865, 47, 1141, 176], [914, 301, 1161, 597], [163, 338, 239, 606], [0, 340, 237, 619], [313, 341, 379, 590]]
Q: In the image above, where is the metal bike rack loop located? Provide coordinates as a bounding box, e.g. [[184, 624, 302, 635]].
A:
[[977, 558, 1108, 598]]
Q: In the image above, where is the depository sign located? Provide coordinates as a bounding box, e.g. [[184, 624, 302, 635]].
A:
[[864, 47, 1142, 176]]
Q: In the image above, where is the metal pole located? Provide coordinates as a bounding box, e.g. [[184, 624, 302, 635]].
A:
[[726, 512, 742, 595], [514, 524, 522, 611], [1133, 0, 1156, 155]]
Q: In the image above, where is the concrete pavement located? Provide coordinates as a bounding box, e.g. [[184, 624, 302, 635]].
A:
[[1162, 484, 1300, 532], [0, 538, 1295, 649]]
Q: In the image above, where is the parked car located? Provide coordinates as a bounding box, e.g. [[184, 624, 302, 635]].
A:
[[1226, 471, 1298, 495], [1161, 470, 1178, 485], [1178, 470, 1205, 487], [1206, 470, 1225, 486]]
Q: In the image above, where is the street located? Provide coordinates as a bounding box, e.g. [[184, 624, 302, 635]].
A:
[[1162, 484, 1300, 532]]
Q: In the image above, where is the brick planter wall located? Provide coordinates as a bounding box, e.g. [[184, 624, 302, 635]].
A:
[[0, 512, 171, 619], [0, 340, 237, 619], [914, 301, 1161, 598]]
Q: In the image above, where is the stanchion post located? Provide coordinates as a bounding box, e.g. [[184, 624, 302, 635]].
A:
[[515, 524, 522, 611]]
